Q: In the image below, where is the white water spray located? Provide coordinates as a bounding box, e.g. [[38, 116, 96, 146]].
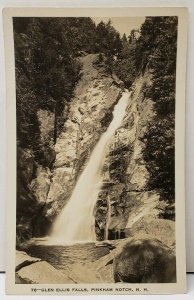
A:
[[50, 91, 130, 243]]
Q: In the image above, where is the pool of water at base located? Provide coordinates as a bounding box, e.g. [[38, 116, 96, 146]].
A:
[[26, 241, 111, 272]]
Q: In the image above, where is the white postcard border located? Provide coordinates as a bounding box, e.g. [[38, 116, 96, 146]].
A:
[[3, 6, 187, 295]]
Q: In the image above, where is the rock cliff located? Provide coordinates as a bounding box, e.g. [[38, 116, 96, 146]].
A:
[[94, 70, 167, 240], [44, 54, 123, 220]]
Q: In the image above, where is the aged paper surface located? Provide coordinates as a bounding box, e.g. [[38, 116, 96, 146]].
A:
[[3, 6, 187, 295]]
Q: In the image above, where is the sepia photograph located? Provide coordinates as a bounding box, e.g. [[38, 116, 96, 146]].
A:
[[3, 7, 187, 295]]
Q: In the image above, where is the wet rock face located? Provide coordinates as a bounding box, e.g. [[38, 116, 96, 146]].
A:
[[113, 237, 176, 283], [94, 71, 166, 240], [44, 54, 123, 218]]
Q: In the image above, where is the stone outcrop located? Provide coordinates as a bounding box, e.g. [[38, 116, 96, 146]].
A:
[[30, 166, 51, 205], [16, 251, 74, 284], [113, 236, 176, 283], [17, 261, 74, 284], [68, 264, 102, 283], [15, 250, 41, 272], [64, 247, 117, 283], [127, 216, 175, 249]]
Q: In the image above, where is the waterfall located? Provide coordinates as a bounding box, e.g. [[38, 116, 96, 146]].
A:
[[50, 91, 131, 244]]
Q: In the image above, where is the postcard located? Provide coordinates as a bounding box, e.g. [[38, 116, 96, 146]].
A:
[[3, 6, 187, 295]]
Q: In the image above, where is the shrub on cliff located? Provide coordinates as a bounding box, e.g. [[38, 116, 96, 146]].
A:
[[112, 34, 137, 88]]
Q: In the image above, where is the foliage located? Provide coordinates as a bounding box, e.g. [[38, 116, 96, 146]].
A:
[[143, 115, 175, 200], [112, 16, 177, 217], [112, 37, 137, 88], [135, 17, 177, 74], [14, 18, 81, 159], [139, 17, 178, 218], [95, 20, 122, 56]]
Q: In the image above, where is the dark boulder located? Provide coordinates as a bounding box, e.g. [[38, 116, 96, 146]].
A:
[[113, 236, 176, 283]]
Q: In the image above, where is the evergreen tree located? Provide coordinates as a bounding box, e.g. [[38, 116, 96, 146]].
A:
[[140, 17, 178, 219]]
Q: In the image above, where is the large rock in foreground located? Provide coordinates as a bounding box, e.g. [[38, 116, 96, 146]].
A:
[[68, 263, 102, 283], [17, 260, 74, 284], [113, 237, 176, 283], [128, 216, 175, 249], [15, 250, 41, 272], [16, 250, 74, 284]]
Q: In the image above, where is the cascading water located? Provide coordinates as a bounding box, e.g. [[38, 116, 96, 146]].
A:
[[50, 91, 131, 244]]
